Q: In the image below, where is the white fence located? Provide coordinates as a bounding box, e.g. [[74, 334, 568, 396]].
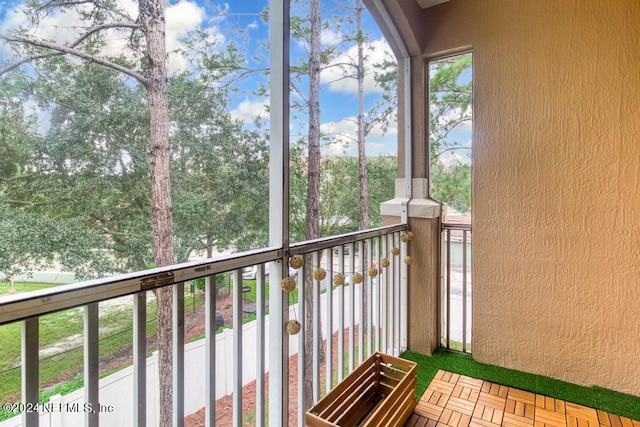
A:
[[0, 285, 362, 427]]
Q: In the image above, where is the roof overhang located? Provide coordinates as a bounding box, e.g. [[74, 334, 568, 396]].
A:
[[416, 0, 449, 9]]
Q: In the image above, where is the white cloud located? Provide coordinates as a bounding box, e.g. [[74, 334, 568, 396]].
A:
[[321, 140, 351, 157], [0, 0, 221, 75], [365, 141, 387, 153], [320, 117, 357, 142], [165, 1, 208, 73], [439, 151, 470, 168], [367, 115, 397, 138], [437, 106, 472, 131], [321, 29, 343, 46], [319, 116, 397, 156], [321, 38, 394, 94], [320, 118, 355, 156], [230, 98, 268, 123]]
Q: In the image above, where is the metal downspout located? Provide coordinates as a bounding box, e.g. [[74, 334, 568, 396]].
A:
[[268, 0, 290, 425], [367, 0, 413, 351]]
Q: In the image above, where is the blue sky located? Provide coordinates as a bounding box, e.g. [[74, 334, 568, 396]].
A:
[[0, 0, 399, 156]]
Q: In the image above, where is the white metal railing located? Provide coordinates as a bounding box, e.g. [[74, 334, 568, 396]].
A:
[[0, 223, 407, 427], [441, 222, 473, 353]]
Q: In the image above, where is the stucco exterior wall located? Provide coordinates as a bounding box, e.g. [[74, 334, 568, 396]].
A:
[[421, 0, 640, 395]]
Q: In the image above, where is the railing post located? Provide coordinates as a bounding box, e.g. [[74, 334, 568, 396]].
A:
[[22, 317, 39, 427], [84, 303, 99, 427], [400, 230, 409, 352], [133, 292, 147, 427], [325, 249, 333, 394], [204, 275, 216, 427], [232, 270, 243, 426], [366, 238, 373, 357], [312, 251, 321, 403], [348, 242, 356, 372], [255, 265, 266, 425], [357, 242, 364, 364], [337, 246, 345, 383], [297, 260, 306, 425], [173, 283, 185, 427]]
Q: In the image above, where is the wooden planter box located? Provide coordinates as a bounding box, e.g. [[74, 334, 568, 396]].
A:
[[305, 352, 417, 427]]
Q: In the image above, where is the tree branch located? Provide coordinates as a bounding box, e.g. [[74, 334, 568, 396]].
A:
[[0, 27, 147, 84]]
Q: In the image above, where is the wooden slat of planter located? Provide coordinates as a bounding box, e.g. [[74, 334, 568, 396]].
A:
[[375, 375, 417, 426], [383, 357, 416, 372], [380, 371, 401, 387], [382, 364, 409, 380], [311, 360, 376, 415], [323, 371, 378, 422], [362, 359, 417, 426], [317, 364, 377, 419], [381, 375, 401, 387], [305, 352, 417, 427], [333, 383, 380, 426], [306, 412, 333, 427]]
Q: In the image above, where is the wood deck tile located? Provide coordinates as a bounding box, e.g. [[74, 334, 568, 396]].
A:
[[535, 406, 567, 427], [454, 385, 481, 402], [481, 382, 509, 398], [458, 375, 484, 391], [410, 370, 639, 427], [405, 414, 423, 426], [508, 389, 537, 405], [506, 399, 535, 419], [430, 378, 457, 395], [565, 402, 598, 425], [609, 415, 623, 427], [621, 418, 635, 427], [478, 392, 507, 410], [470, 417, 503, 427], [427, 389, 451, 407], [448, 410, 466, 427], [416, 400, 446, 420], [503, 412, 535, 427], [597, 411, 611, 427], [447, 396, 476, 416]]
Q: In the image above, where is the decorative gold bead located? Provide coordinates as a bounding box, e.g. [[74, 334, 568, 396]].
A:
[[380, 258, 390, 268], [286, 320, 301, 335], [352, 273, 363, 284], [391, 247, 400, 256], [404, 256, 413, 265], [368, 267, 378, 278], [289, 255, 304, 269], [407, 231, 414, 240], [280, 276, 296, 292], [333, 273, 345, 286], [401, 233, 410, 243], [313, 267, 326, 281]]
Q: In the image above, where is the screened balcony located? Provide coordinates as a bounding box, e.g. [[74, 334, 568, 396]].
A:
[[0, 225, 411, 426], [2, 0, 640, 426]]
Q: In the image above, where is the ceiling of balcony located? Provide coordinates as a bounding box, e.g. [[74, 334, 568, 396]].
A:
[[416, 0, 449, 8]]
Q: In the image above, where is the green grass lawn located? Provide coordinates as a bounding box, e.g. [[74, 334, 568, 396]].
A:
[[0, 281, 58, 294], [402, 348, 640, 421], [0, 282, 204, 407]]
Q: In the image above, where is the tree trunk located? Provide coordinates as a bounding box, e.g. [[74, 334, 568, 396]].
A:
[[139, 0, 175, 425], [7, 273, 16, 294], [356, 0, 370, 338], [304, 0, 322, 411]]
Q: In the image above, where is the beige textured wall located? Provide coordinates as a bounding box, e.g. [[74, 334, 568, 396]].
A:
[[421, 0, 640, 395], [384, 215, 441, 355]]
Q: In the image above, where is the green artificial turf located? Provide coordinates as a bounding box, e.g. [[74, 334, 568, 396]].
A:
[[402, 348, 640, 421]]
